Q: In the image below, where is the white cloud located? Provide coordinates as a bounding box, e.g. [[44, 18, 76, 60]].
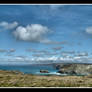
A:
[[0, 52, 92, 64], [13, 24, 52, 44], [86, 27, 92, 34], [77, 52, 88, 57], [61, 51, 75, 54], [9, 48, 16, 53], [0, 21, 18, 30], [52, 46, 62, 51], [0, 49, 8, 53]]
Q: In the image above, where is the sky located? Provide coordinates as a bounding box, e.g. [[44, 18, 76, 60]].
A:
[[0, 5, 92, 65]]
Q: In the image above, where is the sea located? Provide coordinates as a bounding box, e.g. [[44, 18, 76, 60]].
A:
[[0, 64, 64, 76]]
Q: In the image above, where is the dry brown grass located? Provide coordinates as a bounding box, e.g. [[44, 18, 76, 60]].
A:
[[0, 70, 92, 87]]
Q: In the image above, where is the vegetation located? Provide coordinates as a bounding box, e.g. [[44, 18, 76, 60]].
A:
[[0, 70, 92, 87]]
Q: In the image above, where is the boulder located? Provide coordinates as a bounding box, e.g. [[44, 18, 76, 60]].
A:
[[40, 70, 49, 73], [58, 69, 77, 75]]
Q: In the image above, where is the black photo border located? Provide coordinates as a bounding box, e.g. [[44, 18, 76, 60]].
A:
[[0, 0, 92, 90]]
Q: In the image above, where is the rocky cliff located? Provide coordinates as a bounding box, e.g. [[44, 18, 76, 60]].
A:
[[55, 63, 92, 75]]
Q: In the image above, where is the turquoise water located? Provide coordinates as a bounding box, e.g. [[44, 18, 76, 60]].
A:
[[0, 64, 63, 75]]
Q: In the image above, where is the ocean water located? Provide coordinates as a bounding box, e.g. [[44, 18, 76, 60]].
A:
[[0, 64, 63, 75]]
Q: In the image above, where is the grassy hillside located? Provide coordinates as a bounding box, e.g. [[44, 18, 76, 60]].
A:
[[0, 70, 92, 87]]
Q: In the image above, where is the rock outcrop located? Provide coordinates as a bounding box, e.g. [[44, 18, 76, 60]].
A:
[[55, 63, 92, 75], [40, 70, 49, 73]]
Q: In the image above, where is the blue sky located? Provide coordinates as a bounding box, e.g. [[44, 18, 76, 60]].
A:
[[0, 5, 92, 65]]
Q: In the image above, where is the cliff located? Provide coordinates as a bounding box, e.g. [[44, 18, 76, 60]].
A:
[[55, 63, 92, 75]]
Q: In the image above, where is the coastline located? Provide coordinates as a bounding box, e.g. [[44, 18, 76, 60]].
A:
[[1, 63, 92, 75], [0, 69, 92, 87]]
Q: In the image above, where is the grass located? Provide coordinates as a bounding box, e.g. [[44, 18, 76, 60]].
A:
[[0, 70, 92, 87]]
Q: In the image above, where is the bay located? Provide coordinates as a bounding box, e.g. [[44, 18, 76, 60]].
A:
[[0, 64, 62, 75]]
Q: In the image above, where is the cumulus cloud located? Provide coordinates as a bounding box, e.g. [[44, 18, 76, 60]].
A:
[[0, 49, 8, 53], [26, 48, 51, 56], [5, 54, 14, 57], [0, 51, 91, 64], [13, 23, 63, 44], [15, 55, 27, 59], [76, 52, 88, 57], [0, 48, 16, 57], [26, 48, 39, 53], [44, 52, 59, 56], [44, 41, 67, 45], [32, 54, 44, 57], [0, 21, 18, 30], [46, 41, 67, 45], [61, 51, 75, 54], [13, 24, 52, 44], [52, 46, 63, 51], [86, 27, 92, 34], [9, 48, 16, 53]]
